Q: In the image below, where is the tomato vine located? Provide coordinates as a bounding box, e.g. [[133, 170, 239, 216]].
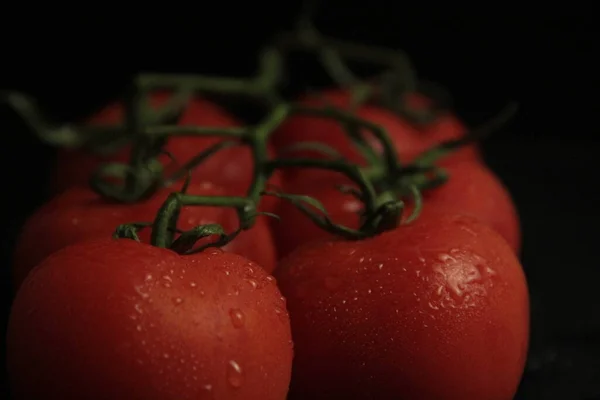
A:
[[1, 11, 518, 256]]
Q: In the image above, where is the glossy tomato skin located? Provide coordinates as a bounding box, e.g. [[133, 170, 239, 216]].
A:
[[273, 161, 520, 259], [270, 88, 479, 182], [51, 91, 281, 212], [8, 239, 293, 400], [276, 213, 529, 400], [12, 182, 276, 291]]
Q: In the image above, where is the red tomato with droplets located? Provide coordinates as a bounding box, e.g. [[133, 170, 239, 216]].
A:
[[12, 182, 276, 291], [51, 91, 281, 212], [276, 213, 529, 400], [8, 239, 292, 400], [273, 161, 520, 259], [270, 88, 479, 182]]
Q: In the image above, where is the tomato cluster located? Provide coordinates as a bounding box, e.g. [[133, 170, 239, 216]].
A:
[[6, 40, 528, 400]]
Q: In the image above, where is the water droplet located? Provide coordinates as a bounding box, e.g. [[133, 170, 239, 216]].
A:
[[225, 270, 230, 276], [245, 265, 255, 275], [265, 276, 275, 283], [199, 290, 205, 297], [136, 324, 143, 332], [359, 257, 365, 263], [377, 263, 383, 270], [163, 282, 172, 288], [172, 297, 184, 306], [226, 360, 244, 388], [134, 303, 143, 314], [189, 282, 197, 288], [229, 308, 245, 328], [202, 383, 213, 392], [246, 279, 258, 289], [163, 353, 170, 359], [162, 275, 172, 282], [134, 285, 150, 299]]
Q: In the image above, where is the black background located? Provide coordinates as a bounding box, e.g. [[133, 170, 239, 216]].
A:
[[1, 4, 598, 399]]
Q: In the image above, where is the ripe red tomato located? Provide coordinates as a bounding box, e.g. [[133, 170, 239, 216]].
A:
[[273, 161, 520, 258], [275, 213, 529, 400], [270, 88, 479, 182], [12, 182, 276, 291], [8, 238, 293, 400], [51, 91, 281, 212]]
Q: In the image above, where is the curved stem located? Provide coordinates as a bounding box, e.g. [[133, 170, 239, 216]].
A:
[[291, 104, 400, 172], [267, 157, 377, 213], [150, 191, 252, 248], [162, 140, 242, 187]]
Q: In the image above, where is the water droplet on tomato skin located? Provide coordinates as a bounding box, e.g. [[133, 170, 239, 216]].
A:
[[246, 279, 258, 289], [229, 308, 245, 328], [226, 360, 244, 388], [172, 297, 184, 306], [189, 281, 197, 288]]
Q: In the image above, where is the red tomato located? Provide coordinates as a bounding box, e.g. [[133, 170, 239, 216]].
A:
[[270, 88, 479, 182], [273, 161, 520, 258], [51, 91, 281, 212], [12, 182, 276, 291], [275, 213, 529, 400], [8, 238, 292, 400]]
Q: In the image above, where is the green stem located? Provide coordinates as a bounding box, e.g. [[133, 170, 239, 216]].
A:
[[138, 47, 283, 99], [247, 104, 291, 202], [291, 104, 400, 172], [144, 125, 248, 138], [162, 140, 242, 187], [267, 157, 377, 213], [150, 191, 251, 248]]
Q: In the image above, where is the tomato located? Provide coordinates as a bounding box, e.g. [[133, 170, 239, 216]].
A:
[[270, 88, 479, 182], [273, 161, 520, 258], [275, 213, 529, 400], [51, 91, 281, 212], [7, 238, 293, 400], [12, 182, 276, 291]]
